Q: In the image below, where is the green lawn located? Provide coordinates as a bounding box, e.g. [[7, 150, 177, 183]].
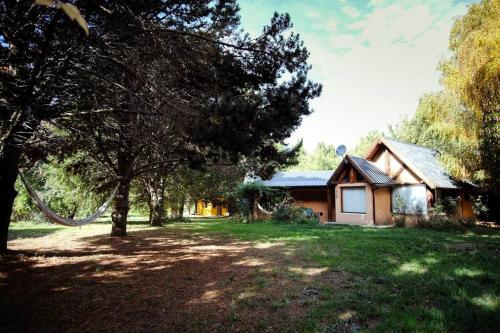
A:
[[165, 221, 500, 332], [6, 219, 500, 332]]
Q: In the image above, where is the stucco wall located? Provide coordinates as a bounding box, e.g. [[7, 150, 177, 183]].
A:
[[372, 147, 420, 184], [335, 183, 374, 225], [374, 187, 393, 225], [290, 189, 329, 222]]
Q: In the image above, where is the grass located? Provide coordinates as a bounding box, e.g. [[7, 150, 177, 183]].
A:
[[3, 219, 500, 332], [165, 220, 500, 332]]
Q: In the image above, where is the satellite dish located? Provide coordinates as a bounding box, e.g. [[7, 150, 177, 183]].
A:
[[336, 144, 346, 157]]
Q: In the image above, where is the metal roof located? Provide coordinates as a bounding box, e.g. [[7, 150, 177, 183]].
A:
[[348, 156, 397, 186], [381, 137, 459, 189], [250, 170, 334, 188]]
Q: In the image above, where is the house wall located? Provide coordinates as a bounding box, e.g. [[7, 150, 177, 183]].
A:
[[335, 183, 374, 225], [372, 148, 420, 184], [374, 187, 393, 225], [290, 189, 329, 223], [195, 200, 228, 216]]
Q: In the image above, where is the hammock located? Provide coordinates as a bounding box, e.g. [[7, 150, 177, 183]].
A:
[[19, 172, 119, 227], [256, 203, 273, 215]]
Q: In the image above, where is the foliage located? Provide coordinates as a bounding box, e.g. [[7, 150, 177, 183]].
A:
[[472, 195, 489, 218], [0, 0, 321, 243], [273, 205, 313, 224], [416, 214, 476, 232], [286, 142, 341, 171], [12, 160, 103, 221], [393, 92, 481, 182], [35, 0, 89, 35], [234, 181, 273, 220], [350, 130, 385, 157], [440, 0, 500, 219]]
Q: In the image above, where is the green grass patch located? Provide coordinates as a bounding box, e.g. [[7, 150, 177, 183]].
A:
[[9, 219, 500, 332], [165, 220, 500, 332]]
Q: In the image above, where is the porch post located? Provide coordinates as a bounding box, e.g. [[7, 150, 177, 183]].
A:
[[327, 187, 333, 221]]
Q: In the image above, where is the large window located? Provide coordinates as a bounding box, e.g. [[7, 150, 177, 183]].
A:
[[342, 187, 366, 214], [392, 185, 427, 214]]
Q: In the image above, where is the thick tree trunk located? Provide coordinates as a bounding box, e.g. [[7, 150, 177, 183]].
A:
[[111, 151, 134, 237], [111, 177, 131, 236], [0, 148, 21, 253]]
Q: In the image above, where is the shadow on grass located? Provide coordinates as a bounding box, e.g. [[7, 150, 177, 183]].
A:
[[1, 222, 499, 332], [7, 226, 64, 240]]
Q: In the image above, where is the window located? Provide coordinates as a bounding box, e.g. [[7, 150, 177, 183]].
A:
[[342, 187, 366, 213], [392, 185, 427, 214]]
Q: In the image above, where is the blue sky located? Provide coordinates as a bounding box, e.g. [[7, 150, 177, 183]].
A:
[[238, 0, 476, 151]]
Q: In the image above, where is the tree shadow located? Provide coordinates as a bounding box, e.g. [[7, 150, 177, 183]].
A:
[[0, 227, 336, 332], [1, 225, 499, 332]]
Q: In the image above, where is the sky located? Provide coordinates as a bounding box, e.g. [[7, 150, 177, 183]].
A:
[[238, 0, 476, 151]]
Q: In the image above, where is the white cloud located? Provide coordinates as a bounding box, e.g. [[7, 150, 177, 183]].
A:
[[341, 5, 361, 18], [288, 1, 469, 151]]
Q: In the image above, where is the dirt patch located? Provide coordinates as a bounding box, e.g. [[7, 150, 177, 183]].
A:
[[0, 227, 342, 332]]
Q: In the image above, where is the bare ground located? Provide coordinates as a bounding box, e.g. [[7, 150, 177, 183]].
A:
[[0, 226, 342, 332]]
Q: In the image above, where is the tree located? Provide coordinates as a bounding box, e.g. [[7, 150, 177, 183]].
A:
[[0, 0, 103, 251], [287, 142, 341, 171], [350, 130, 385, 157], [235, 181, 273, 221], [0, 1, 321, 249], [440, 0, 499, 219], [393, 92, 481, 182]]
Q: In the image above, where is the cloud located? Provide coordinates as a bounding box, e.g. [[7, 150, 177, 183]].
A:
[[236, 0, 472, 151], [287, 0, 470, 151], [341, 5, 361, 18]]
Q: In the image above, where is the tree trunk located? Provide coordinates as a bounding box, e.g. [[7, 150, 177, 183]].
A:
[[178, 200, 184, 218], [0, 148, 21, 252], [148, 177, 165, 226], [111, 151, 134, 237]]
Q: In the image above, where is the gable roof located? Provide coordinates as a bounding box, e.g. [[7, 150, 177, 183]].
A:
[[366, 137, 459, 189], [251, 170, 334, 188], [349, 156, 397, 185], [329, 155, 396, 186]]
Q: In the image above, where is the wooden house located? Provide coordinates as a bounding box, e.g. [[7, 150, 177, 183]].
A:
[[259, 137, 475, 225]]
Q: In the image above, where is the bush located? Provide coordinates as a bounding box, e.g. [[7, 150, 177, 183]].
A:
[[273, 205, 318, 224], [416, 213, 476, 231], [394, 214, 406, 227]]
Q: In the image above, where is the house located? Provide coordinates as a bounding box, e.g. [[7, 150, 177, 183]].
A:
[[194, 199, 229, 217], [259, 137, 475, 225], [259, 170, 335, 223]]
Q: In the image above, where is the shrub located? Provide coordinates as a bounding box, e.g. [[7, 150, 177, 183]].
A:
[[472, 195, 489, 219], [416, 213, 477, 232], [273, 205, 303, 222], [273, 205, 318, 224], [393, 214, 406, 227]]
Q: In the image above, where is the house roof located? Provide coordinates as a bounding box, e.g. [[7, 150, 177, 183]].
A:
[[329, 155, 396, 186], [250, 170, 335, 188], [349, 156, 397, 186], [367, 137, 459, 189]]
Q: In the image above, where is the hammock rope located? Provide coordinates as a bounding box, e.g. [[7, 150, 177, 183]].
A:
[[19, 172, 119, 227]]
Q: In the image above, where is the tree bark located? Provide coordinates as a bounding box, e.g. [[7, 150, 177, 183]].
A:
[[111, 150, 134, 237], [148, 177, 165, 226], [0, 147, 21, 252]]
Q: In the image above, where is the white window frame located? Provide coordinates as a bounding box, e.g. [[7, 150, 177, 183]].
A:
[[342, 187, 367, 214], [392, 184, 427, 214]]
